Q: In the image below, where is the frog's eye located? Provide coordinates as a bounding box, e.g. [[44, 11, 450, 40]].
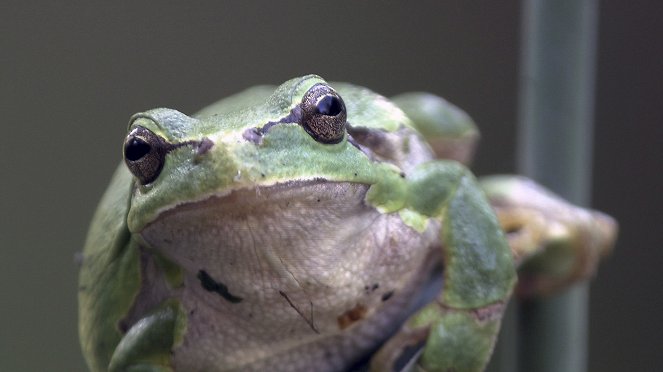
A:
[[300, 84, 347, 144], [123, 126, 168, 185]]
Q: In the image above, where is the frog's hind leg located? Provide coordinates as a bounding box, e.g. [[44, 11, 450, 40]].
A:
[[480, 175, 617, 297]]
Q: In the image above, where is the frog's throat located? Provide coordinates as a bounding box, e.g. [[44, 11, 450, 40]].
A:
[[138, 179, 375, 279]]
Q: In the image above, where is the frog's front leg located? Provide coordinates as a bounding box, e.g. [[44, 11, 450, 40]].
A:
[[371, 161, 516, 372], [108, 300, 186, 372]]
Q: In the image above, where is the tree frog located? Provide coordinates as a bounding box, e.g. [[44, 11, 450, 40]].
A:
[[79, 75, 616, 371]]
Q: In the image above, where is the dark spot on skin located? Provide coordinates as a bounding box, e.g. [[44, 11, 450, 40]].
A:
[[382, 290, 394, 302], [197, 270, 243, 303], [317, 199, 321, 202], [354, 173, 358, 177], [400, 172, 406, 178], [261, 173, 265, 178], [337, 304, 368, 330], [364, 283, 380, 294], [242, 127, 264, 144], [470, 302, 506, 323], [505, 224, 524, 236], [195, 137, 214, 156]]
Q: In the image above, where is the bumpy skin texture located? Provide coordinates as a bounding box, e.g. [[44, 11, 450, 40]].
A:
[[79, 75, 616, 372]]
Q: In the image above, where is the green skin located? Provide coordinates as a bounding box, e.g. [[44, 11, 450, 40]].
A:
[[79, 75, 614, 372]]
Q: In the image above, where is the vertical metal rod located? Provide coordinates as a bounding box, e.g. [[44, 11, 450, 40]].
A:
[[516, 1, 598, 372], [485, 302, 518, 372]]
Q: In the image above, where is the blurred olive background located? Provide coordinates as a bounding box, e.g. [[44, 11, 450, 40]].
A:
[[1, 1, 661, 371]]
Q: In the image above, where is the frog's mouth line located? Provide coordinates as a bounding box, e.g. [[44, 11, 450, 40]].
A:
[[138, 180, 375, 277], [143, 178, 373, 228]]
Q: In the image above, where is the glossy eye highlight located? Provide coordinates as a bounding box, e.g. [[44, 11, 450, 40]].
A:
[[300, 84, 347, 144], [315, 95, 343, 116], [123, 126, 168, 185], [124, 137, 151, 161]]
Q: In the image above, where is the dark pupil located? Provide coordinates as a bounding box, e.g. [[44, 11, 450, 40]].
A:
[[316, 95, 342, 116], [125, 138, 151, 161]]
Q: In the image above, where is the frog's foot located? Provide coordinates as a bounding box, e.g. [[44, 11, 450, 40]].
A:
[[108, 300, 185, 372], [480, 176, 618, 297], [371, 301, 507, 372]]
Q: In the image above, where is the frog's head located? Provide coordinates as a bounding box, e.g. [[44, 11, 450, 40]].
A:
[[123, 75, 414, 233], [115, 75, 440, 343]]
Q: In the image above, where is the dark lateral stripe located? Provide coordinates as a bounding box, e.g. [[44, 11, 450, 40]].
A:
[[197, 270, 243, 303], [242, 106, 304, 144]]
